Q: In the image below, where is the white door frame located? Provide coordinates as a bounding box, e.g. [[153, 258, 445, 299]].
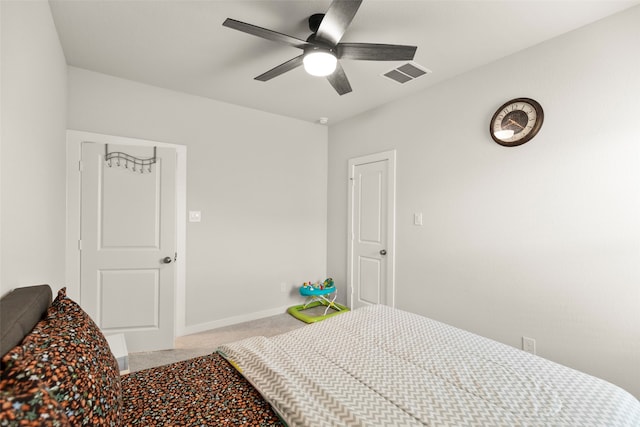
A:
[[347, 150, 397, 308], [65, 130, 188, 337]]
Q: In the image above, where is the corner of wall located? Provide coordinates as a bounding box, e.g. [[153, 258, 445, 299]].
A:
[[0, 0, 68, 295]]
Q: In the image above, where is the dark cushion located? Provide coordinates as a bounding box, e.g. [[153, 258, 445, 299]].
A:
[[0, 285, 52, 357], [0, 377, 70, 426], [2, 288, 122, 426]]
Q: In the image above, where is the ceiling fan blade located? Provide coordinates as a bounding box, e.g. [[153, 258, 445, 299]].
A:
[[315, 0, 363, 46], [326, 61, 352, 95], [223, 18, 310, 49], [255, 55, 304, 82], [337, 43, 417, 61]]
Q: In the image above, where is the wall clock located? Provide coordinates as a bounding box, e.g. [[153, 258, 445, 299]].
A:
[[490, 98, 544, 147]]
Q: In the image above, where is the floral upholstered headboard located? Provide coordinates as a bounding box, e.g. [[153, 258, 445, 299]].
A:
[[0, 286, 122, 425]]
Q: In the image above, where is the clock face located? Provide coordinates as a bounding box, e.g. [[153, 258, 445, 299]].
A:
[[490, 98, 544, 146]]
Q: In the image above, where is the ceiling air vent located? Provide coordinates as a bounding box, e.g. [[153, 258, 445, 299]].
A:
[[383, 62, 430, 84]]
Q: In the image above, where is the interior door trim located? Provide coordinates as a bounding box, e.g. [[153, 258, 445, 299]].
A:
[[347, 150, 396, 309], [65, 130, 188, 336]]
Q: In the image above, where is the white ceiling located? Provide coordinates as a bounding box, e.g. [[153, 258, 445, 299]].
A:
[[49, 0, 638, 125]]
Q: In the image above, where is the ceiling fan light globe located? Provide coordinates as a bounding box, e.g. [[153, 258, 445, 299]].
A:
[[303, 51, 337, 76]]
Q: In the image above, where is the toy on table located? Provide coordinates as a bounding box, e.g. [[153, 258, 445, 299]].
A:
[[301, 278, 334, 292]]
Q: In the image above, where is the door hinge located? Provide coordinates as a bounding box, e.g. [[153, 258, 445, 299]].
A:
[[78, 161, 83, 172], [77, 239, 82, 250]]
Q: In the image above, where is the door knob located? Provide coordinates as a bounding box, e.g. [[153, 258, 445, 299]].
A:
[[379, 249, 387, 256], [162, 256, 173, 264]]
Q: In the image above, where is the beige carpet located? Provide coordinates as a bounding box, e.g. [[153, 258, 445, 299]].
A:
[[128, 312, 305, 373]]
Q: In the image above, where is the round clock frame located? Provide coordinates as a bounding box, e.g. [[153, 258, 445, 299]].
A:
[[490, 98, 544, 147]]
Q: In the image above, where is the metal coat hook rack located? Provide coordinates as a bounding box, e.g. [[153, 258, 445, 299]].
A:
[[105, 145, 156, 173]]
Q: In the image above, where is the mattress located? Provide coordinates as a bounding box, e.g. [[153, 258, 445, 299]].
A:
[[218, 305, 640, 426]]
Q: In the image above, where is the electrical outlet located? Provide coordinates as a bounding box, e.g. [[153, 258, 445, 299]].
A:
[[522, 337, 536, 355]]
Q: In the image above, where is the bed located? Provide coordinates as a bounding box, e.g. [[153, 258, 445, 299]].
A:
[[219, 304, 640, 426], [2, 285, 639, 426]]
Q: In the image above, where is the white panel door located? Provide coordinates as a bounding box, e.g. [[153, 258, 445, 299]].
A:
[[80, 142, 176, 352], [349, 151, 395, 309]]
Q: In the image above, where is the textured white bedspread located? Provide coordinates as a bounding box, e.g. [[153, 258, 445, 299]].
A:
[[218, 305, 640, 426]]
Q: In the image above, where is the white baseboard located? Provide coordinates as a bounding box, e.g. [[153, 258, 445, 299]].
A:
[[177, 304, 291, 337]]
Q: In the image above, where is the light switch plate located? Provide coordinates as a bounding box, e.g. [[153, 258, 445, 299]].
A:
[[414, 212, 423, 226], [189, 211, 201, 222]]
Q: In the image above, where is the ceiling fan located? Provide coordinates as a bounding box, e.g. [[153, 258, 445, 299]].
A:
[[222, 0, 417, 95]]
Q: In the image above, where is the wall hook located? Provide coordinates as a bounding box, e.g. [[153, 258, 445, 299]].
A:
[[105, 145, 156, 174]]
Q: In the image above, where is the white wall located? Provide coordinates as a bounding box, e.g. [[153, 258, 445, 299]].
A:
[[0, 1, 67, 296], [328, 6, 640, 398], [67, 67, 328, 332]]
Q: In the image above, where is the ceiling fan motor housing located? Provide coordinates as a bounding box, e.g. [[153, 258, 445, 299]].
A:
[[304, 44, 336, 56]]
